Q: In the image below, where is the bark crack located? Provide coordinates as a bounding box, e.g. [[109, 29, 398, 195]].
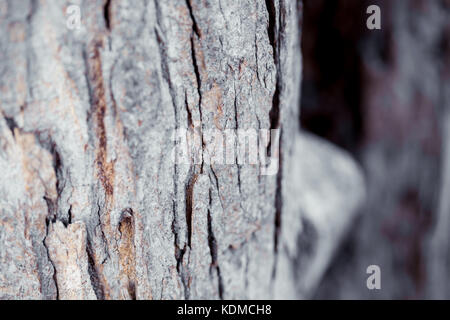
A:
[[86, 241, 106, 300], [190, 36, 202, 115], [42, 233, 59, 300], [118, 208, 137, 300], [3, 115, 18, 137], [186, 0, 201, 38], [207, 189, 224, 299], [154, 0, 179, 127], [265, 0, 284, 282], [103, 0, 112, 31]]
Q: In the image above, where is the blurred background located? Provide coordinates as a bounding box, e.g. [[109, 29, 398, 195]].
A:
[[300, 0, 450, 299]]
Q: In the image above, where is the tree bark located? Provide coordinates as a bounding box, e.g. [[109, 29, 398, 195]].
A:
[[307, 0, 450, 299], [0, 0, 363, 300]]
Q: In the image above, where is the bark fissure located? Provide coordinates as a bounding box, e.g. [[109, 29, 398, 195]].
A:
[[265, 0, 284, 283], [118, 208, 137, 300], [186, 0, 201, 38], [207, 189, 224, 299], [42, 235, 59, 300], [185, 92, 193, 128], [3, 116, 18, 137], [265, 0, 276, 52], [87, 44, 115, 198], [185, 175, 197, 248], [43, 186, 60, 299], [190, 36, 202, 115], [86, 241, 106, 300], [103, 0, 112, 31], [154, 0, 179, 128]]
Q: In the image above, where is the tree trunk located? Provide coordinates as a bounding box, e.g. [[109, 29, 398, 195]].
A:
[[304, 0, 450, 299], [0, 0, 363, 300]]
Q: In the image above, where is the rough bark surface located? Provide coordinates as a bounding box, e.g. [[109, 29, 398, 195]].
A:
[[0, 0, 364, 299]]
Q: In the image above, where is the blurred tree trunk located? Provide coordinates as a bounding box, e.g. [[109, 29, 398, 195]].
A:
[[307, 0, 450, 299], [0, 0, 363, 300]]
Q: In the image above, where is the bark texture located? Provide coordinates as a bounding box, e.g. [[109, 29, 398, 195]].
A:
[[0, 0, 364, 299]]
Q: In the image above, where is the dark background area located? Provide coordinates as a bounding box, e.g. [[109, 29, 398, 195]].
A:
[[301, 0, 366, 153]]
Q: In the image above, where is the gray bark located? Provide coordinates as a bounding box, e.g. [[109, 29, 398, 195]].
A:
[[0, 0, 364, 300]]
